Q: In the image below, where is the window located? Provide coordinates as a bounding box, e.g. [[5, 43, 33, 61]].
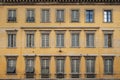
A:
[[26, 9, 35, 22], [104, 34, 112, 48], [103, 57, 114, 75], [86, 33, 94, 48], [71, 33, 79, 47], [70, 57, 80, 78], [85, 57, 96, 78], [41, 9, 50, 22], [7, 31, 17, 48], [56, 10, 64, 22], [26, 31, 35, 48], [56, 33, 64, 47], [71, 10, 79, 22], [7, 57, 17, 74], [104, 10, 112, 23], [40, 57, 50, 78], [86, 10, 94, 23], [56, 57, 65, 78], [41, 34, 49, 48], [26, 58, 34, 73], [8, 9, 16, 22]]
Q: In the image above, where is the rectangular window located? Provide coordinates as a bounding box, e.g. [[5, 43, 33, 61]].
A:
[[8, 34, 16, 48], [86, 10, 94, 23], [41, 57, 50, 78], [71, 33, 79, 47], [26, 58, 34, 73], [70, 57, 80, 78], [104, 10, 112, 23], [56, 57, 65, 78], [56, 59, 64, 74], [7, 58, 16, 74], [41, 9, 50, 22], [26, 9, 35, 22], [56, 34, 64, 47], [86, 57, 96, 78], [26, 34, 34, 48], [86, 33, 94, 48], [71, 10, 79, 22], [8, 9, 16, 22], [104, 34, 112, 48], [104, 57, 113, 75], [86, 59, 95, 73], [42, 34, 49, 48], [56, 10, 64, 22]]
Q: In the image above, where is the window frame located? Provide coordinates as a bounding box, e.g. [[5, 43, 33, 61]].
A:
[[86, 32, 95, 48], [103, 10, 112, 23], [103, 30, 113, 48], [7, 9, 17, 22], [55, 31, 65, 48], [40, 56, 51, 78], [25, 57, 35, 74], [25, 31, 35, 48], [41, 9, 50, 23], [26, 9, 35, 23], [56, 9, 65, 22], [6, 56, 17, 74], [85, 10, 94, 23], [71, 9, 80, 22], [103, 56, 114, 75], [7, 30, 17, 48]]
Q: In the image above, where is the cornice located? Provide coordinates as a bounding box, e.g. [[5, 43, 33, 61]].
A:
[[0, 0, 120, 5], [21, 26, 100, 30]]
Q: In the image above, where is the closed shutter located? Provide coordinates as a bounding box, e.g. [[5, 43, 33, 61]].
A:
[[87, 34, 94, 47], [7, 59, 16, 73], [26, 59, 34, 73], [57, 34, 64, 47], [104, 34, 108, 47], [104, 59, 113, 74], [8, 34, 11, 47], [13, 34, 16, 47], [42, 10, 49, 22], [90, 11, 93, 22], [71, 10, 79, 22], [72, 34, 79, 47], [31, 34, 34, 47], [86, 59, 95, 73], [57, 10, 64, 22], [57, 59, 64, 73], [42, 34, 49, 48]]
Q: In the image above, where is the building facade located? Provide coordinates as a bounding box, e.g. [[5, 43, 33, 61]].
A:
[[0, 0, 120, 79]]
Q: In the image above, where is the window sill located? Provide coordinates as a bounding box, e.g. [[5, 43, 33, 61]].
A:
[[25, 47, 35, 48], [103, 22, 113, 23], [26, 21, 35, 23], [55, 73, 66, 75], [7, 47, 17, 49], [86, 47, 95, 48], [85, 73, 96, 75], [71, 21, 80, 23], [104, 73, 113, 75], [104, 47, 113, 48], [56, 21, 65, 23], [71, 46, 80, 48], [69, 73, 81, 75], [7, 21, 17, 23], [40, 22, 51, 23], [56, 46, 65, 48], [7, 73, 17, 75], [85, 22, 94, 23], [40, 47, 50, 48], [39, 73, 51, 75]]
